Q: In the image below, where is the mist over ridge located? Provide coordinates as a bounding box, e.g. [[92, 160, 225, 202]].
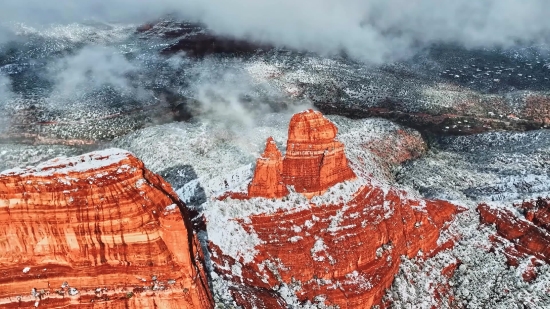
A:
[[0, 0, 549, 63]]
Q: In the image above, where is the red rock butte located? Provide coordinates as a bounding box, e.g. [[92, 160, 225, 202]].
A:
[[0, 149, 213, 309], [248, 110, 356, 198], [213, 110, 465, 308]]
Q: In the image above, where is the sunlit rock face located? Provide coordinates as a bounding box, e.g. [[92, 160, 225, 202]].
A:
[[207, 110, 463, 308], [247, 137, 289, 199], [0, 149, 213, 309], [246, 110, 356, 199], [282, 110, 356, 197]]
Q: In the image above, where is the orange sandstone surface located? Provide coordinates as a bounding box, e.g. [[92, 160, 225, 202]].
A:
[[247, 137, 289, 199], [0, 149, 213, 309], [211, 110, 463, 308], [247, 110, 356, 199], [282, 110, 356, 196]]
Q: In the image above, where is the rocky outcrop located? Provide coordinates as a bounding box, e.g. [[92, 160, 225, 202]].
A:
[[362, 128, 427, 168], [282, 110, 356, 196], [244, 110, 356, 199], [248, 137, 289, 199], [478, 202, 550, 282], [209, 110, 463, 308], [211, 184, 462, 308], [478, 202, 550, 264], [0, 149, 213, 308], [517, 197, 550, 231]]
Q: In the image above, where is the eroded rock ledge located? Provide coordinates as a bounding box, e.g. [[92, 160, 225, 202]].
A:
[[478, 199, 550, 282], [212, 184, 462, 308]]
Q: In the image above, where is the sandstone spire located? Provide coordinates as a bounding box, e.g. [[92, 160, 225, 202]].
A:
[[247, 110, 356, 199], [282, 109, 356, 196], [248, 137, 289, 198]]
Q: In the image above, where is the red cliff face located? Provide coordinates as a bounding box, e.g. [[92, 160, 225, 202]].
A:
[[246, 110, 356, 199], [0, 149, 213, 309], [282, 110, 356, 196], [247, 137, 289, 199]]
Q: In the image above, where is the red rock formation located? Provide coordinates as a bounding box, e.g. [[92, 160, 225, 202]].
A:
[[248, 137, 289, 199], [363, 129, 427, 167], [516, 197, 550, 232], [237, 110, 356, 200], [478, 203, 550, 264], [209, 109, 462, 307], [212, 183, 463, 308], [521, 258, 539, 282], [282, 110, 356, 196], [479, 200, 550, 282], [0, 149, 213, 308]]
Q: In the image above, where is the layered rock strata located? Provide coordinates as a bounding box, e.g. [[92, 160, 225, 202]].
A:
[[478, 202, 550, 265], [0, 149, 213, 308], [282, 110, 356, 196], [247, 110, 356, 199], [209, 110, 462, 308]]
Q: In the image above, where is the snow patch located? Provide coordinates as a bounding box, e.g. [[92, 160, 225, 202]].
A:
[[0, 148, 134, 177]]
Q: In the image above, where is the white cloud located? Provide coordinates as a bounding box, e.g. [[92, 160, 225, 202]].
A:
[[0, 74, 13, 103], [47, 45, 142, 99], [1, 0, 549, 63]]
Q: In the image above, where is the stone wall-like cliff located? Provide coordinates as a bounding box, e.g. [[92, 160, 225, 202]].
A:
[[0, 149, 213, 308], [212, 183, 462, 308]]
